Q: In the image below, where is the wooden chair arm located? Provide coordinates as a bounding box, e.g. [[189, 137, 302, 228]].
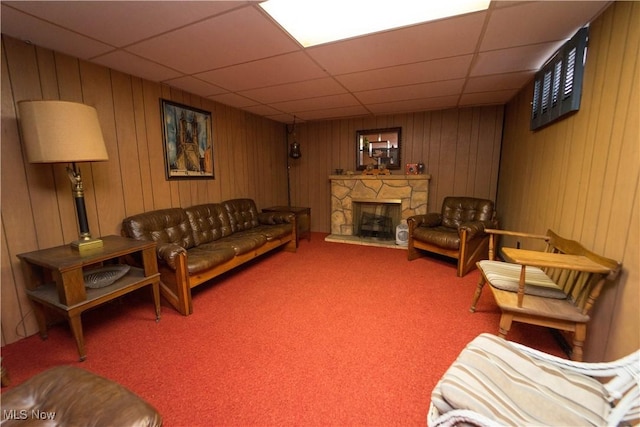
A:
[[484, 228, 549, 241], [484, 229, 550, 260]]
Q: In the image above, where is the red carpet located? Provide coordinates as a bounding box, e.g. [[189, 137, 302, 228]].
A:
[[1, 233, 563, 426]]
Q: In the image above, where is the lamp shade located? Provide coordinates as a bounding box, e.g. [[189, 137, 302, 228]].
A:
[[18, 100, 109, 163]]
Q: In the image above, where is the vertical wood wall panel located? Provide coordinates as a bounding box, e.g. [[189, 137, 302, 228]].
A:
[[130, 77, 155, 213], [112, 71, 145, 218], [497, 2, 638, 361], [1, 40, 40, 345]]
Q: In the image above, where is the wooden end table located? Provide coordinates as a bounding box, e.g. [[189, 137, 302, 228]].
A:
[[262, 206, 311, 247], [17, 235, 161, 361]]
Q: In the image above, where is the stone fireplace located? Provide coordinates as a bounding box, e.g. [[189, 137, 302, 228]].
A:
[[327, 174, 430, 247]]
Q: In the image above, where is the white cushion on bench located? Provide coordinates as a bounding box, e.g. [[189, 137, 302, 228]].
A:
[[478, 260, 567, 299]]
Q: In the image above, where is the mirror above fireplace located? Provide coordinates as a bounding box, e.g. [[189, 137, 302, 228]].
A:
[[356, 127, 401, 171]]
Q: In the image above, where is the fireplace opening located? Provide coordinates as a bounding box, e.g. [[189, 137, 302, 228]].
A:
[[352, 199, 401, 241]]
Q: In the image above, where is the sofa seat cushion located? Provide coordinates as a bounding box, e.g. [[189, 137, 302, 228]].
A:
[[432, 334, 610, 427], [412, 225, 460, 250], [199, 233, 267, 256], [478, 260, 567, 299], [252, 223, 293, 241], [185, 246, 236, 274]]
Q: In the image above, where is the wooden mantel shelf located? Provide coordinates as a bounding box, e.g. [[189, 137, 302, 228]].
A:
[[329, 174, 431, 180]]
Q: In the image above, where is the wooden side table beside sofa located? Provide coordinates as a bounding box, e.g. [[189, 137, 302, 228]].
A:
[[17, 235, 161, 361]]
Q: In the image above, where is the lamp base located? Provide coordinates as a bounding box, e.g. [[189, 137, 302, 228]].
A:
[[71, 238, 104, 254]]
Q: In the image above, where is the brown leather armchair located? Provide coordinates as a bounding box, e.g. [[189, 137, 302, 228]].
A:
[[1, 366, 162, 426], [407, 196, 497, 276]]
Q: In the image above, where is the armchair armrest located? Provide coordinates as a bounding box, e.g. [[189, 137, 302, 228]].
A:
[[407, 213, 441, 229], [459, 220, 490, 240], [156, 242, 187, 270]]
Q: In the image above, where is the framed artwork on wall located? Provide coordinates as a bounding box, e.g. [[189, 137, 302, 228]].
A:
[[160, 99, 214, 180]]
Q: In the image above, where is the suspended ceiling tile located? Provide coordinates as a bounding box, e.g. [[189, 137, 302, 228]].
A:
[[242, 103, 284, 116], [162, 76, 227, 97], [365, 96, 459, 115], [337, 56, 473, 92], [459, 89, 519, 106], [307, 12, 486, 75], [239, 78, 347, 104], [464, 72, 533, 93], [355, 79, 465, 104], [481, 1, 610, 51], [1, 4, 113, 59], [471, 42, 562, 76], [91, 50, 183, 82], [207, 93, 258, 109], [195, 51, 327, 92], [3, 1, 244, 48], [271, 93, 361, 113], [125, 7, 300, 74]]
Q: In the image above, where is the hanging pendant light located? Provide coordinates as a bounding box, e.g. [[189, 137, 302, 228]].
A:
[[288, 116, 301, 159], [289, 140, 301, 159]]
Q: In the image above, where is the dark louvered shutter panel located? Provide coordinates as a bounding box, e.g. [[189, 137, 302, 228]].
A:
[[531, 27, 588, 130]]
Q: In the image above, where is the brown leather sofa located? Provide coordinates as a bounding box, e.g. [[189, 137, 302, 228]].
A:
[[122, 198, 296, 315], [0, 366, 162, 426], [407, 196, 497, 277]]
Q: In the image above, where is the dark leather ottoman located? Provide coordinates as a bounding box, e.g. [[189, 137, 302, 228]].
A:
[[0, 366, 162, 426]]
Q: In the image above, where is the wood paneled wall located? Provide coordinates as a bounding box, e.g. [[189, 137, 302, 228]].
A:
[[289, 108, 504, 232], [1, 36, 288, 345], [498, 1, 639, 361]]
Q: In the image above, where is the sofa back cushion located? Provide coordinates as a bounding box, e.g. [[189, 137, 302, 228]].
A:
[[441, 197, 494, 229], [122, 208, 195, 249], [185, 203, 233, 245], [223, 199, 260, 232]]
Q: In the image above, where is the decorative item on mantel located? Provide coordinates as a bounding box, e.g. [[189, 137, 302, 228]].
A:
[[362, 166, 391, 175], [406, 163, 418, 175]]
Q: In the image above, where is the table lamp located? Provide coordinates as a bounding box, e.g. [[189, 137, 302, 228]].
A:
[[18, 100, 109, 253]]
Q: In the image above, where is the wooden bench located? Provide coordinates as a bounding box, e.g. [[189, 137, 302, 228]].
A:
[[470, 229, 621, 361]]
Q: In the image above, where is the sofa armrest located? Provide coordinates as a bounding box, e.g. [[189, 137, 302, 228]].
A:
[[258, 211, 295, 225], [407, 213, 442, 229], [157, 242, 186, 270]]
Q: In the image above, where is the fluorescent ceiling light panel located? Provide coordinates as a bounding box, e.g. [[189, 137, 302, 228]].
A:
[[260, 0, 490, 47]]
